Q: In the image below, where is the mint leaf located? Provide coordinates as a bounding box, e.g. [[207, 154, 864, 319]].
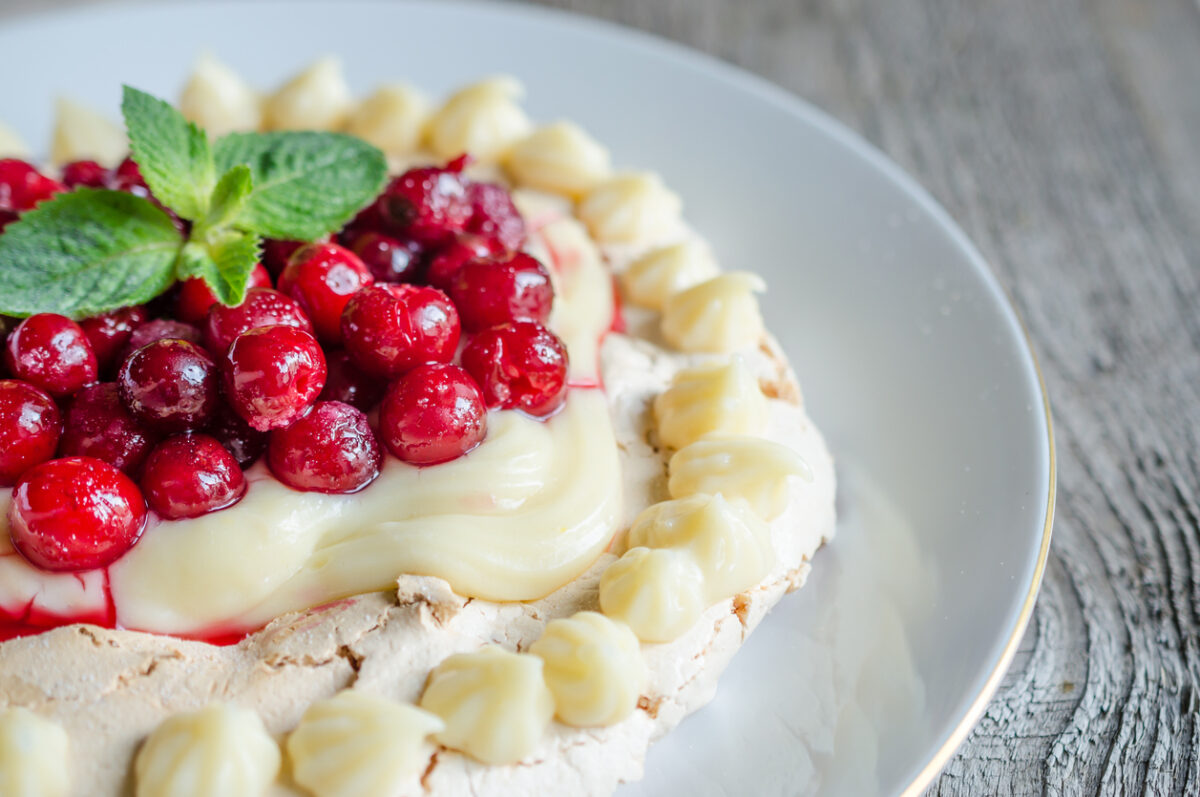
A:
[[0, 189, 183, 319], [122, 85, 216, 221], [201, 164, 254, 233], [177, 229, 261, 307], [214, 131, 386, 241]]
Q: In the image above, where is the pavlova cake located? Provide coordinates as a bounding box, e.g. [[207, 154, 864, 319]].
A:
[[0, 56, 835, 796]]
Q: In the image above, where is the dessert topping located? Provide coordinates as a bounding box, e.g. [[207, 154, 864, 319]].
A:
[[621, 240, 719, 310], [0, 707, 70, 797], [598, 546, 706, 643], [668, 436, 813, 520], [661, 272, 766, 353], [653, 355, 768, 449]]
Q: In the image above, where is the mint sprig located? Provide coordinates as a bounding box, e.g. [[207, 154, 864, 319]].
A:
[[0, 86, 388, 320]]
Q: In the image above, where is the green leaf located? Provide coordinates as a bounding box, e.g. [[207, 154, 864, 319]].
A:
[[214, 131, 387, 241], [121, 85, 216, 221], [176, 229, 261, 307], [0, 189, 183, 319], [201, 164, 254, 233]]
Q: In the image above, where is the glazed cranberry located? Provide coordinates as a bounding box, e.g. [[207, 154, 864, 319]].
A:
[[118, 339, 219, 433], [8, 456, 146, 572], [0, 159, 64, 211], [0, 380, 61, 486], [320, 350, 386, 411], [380, 363, 487, 465], [267, 401, 381, 494], [118, 319, 201, 363], [461, 321, 569, 417], [222, 325, 326, 431], [202, 287, 313, 357], [175, 264, 272, 325], [109, 156, 147, 195], [0, 209, 17, 232], [60, 383, 157, 475], [261, 238, 311, 280], [465, 182, 526, 251], [80, 305, 148, 373], [341, 284, 460, 379], [380, 165, 472, 244], [278, 243, 374, 343], [60, 160, 109, 189], [207, 404, 268, 468], [424, 235, 506, 292], [448, 251, 554, 332], [4, 314, 99, 398], [141, 434, 246, 519], [350, 231, 425, 284]]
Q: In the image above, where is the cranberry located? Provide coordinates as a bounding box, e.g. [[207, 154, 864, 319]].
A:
[[380, 165, 472, 245], [8, 456, 146, 572], [278, 243, 374, 343], [341, 284, 460, 378], [208, 404, 269, 468], [141, 434, 246, 520], [465, 182, 526, 250], [222, 325, 326, 431], [119, 319, 201, 363], [175, 264, 272, 325], [447, 251, 554, 332], [380, 363, 487, 465], [60, 383, 157, 475], [261, 238, 311, 280], [320, 350, 386, 411], [4, 314, 99, 398], [424, 235, 505, 292], [0, 380, 61, 486], [118, 339, 219, 433], [202, 287, 313, 357], [109, 156, 147, 195], [60, 160, 109, 189], [0, 209, 17, 232], [350, 231, 425, 284], [267, 401, 381, 494], [461, 321, 569, 417], [80, 305, 148, 373], [0, 159, 64, 212]]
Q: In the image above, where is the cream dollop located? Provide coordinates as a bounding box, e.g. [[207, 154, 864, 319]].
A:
[[578, 172, 683, 245], [653, 356, 768, 449], [427, 76, 532, 162], [263, 57, 353, 131], [621, 241, 719, 310], [668, 436, 813, 520], [50, 99, 125, 166], [419, 646, 553, 765], [287, 691, 443, 797], [345, 84, 430, 155], [627, 493, 774, 601], [505, 122, 611, 198], [598, 547, 706, 643], [529, 611, 645, 727], [0, 707, 69, 797], [661, 272, 766, 353], [179, 53, 263, 137], [0, 121, 30, 159], [135, 703, 279, 797]]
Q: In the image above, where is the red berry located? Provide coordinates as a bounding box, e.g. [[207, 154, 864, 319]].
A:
[[380, 165, 472, 244], [80, 305, 148, 373], [341, 284, 460, 379], [175, 264, 272, 325], [278, 243, 374, 343], [118, 339, 219, 433], [118, 319, 201, 364], [465, 182, 526, 251], [0, 159, 65, 212], [59, 160, 109, 189], [222, 325, 326, 431], [261, 238, 311, 280], [461, 321, 569, 417], [320, 350, 386, 411], [208, 403, 269, 468], [109, 156, 147, 194], [4, 313, 99, 398], [202, 287, 313, 357], [8, 456, 146, 572], [267, 401, 381, 494], [0, 380, 61, 486], [0, 209, 17, 232], [350, 231, 425, 284], [140, 434, 246, 520], [380, 363, 487, 465], [424, 235, 505, 292], [60, 383, 157, 475], [447, 251, 554, 332]]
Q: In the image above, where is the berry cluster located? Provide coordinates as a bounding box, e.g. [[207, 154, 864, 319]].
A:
[[0, 156, 569, 573]]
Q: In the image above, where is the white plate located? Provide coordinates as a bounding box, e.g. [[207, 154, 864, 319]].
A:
[[0, 2, 1055, 794]]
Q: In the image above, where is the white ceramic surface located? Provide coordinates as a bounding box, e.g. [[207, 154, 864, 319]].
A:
[[0, 2, 1054, 794]]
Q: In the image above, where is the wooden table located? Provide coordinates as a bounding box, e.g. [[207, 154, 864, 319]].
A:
[[6, 0, 1199, 792]]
